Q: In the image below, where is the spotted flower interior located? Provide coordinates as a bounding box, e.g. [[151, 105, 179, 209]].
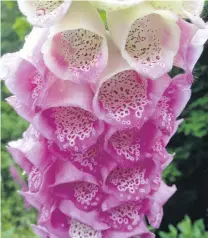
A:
[[1, 0, 207, 238]]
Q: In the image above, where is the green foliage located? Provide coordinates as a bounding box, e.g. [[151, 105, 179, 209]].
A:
[[159, 216, 208, 238], [13, 17, 31, 41]]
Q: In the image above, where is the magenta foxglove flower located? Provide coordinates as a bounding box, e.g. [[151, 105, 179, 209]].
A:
[[2, 1, 208, 238], [17, 0, 72, 27], [107, 2, 180, 79]]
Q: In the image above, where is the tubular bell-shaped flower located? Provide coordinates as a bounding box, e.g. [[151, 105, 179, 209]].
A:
[[42, 1, 108, 83], [93, 36, 171, 129], [17, 0, 72, 27], [32, 87, 105, 152], [107, 3, 180, 79]]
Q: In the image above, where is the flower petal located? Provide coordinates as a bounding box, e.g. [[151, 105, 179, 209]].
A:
[[52, 181, 105, 212], [103, 159, 159, 205], [104, 121, 161, 167], [33, 106, 105, 152], [17, 0, 71, 27], [69, 219, 103, 238], [174, 19, 197, 70], [59, 199, 109, 231], [93, 61, 171, 128], [151, 73, 192, 135], [42, 1, 108, 83], [107, 3, 180, 79]]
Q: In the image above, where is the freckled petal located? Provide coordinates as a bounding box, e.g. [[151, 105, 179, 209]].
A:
[[52, 181, 105, 212], [69, 219, 103, 238], [104, 121, 161, 168], [107, 3, 180, 79], [51, 136, 117, 184], [17, 0, 71, 27], [103, 219, 155, 238], [42, 1, 108, 83], [33, 105, 105, 152], [93, 38, 171, 129], [103, 159, 159, 205]]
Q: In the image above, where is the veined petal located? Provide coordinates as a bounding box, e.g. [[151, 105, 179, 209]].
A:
[[17, 0, 71, 27], [42, 1, 108, 83], [107, 3, 180, 79]]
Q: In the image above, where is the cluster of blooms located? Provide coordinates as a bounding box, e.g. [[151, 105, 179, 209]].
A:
[[1, 0, 208, 237]]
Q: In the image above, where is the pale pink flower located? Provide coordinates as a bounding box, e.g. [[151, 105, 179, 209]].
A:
[[107, 3, 180, 79], [42, 1, 108, 83], [17, 0, 72, 27]]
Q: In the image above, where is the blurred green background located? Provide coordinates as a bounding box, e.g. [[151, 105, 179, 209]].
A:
[[1, 1, 208, 237]]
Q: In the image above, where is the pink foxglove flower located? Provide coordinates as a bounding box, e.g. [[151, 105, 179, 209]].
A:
[[17, 0, 72, 27], [107, 2, 180, 79], [2, 1, 207, 237], [42, 1, 108, 83], [93, 37, 172, 128]]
